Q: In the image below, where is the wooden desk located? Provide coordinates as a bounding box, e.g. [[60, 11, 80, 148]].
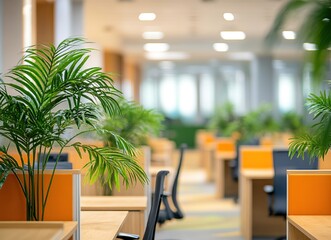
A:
[[81, 196, 147, 238], [81, 211, 128, 240], [214, 151, 236, 198], [0, 221, 77, 240], [240, 169, 286, 240], [288, 215, 331, 240], [202, 143, 215, 182]]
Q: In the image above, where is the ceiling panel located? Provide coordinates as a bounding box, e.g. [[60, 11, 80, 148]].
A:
[[84, 0, 302, 62]]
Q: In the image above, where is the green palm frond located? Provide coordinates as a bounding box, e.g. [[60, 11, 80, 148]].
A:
[[0, 37, 147, 220], [306, 91, 331, 118], [289, 91, 331, 159], [72, 142, 147, 189], [267, 0, 331, 84], [102, 100, 164, 147]]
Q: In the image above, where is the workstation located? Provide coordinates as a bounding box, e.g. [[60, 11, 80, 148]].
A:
[[2, 0, 331, 239]]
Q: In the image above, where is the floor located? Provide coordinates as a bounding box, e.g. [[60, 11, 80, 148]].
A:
[[154, 148, 243, 240], [154, 149, 277, 240]]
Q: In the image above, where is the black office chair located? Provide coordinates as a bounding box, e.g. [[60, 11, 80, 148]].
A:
[[264, 149, 318, 218], [230, 138, 259, 182], [35, 153, 72, 169], [117, 170, 169, 240], [39, 153, 69, 162], [157, 144, 187, 224]]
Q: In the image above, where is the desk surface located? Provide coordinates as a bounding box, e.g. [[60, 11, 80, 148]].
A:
[[0, 221, 77, 240], [288, 215, 331, 240], [81, 196, 147, 211], [241, 169, 274, 179], [215, 151, 236, 160], [81, 211, 128, 240]]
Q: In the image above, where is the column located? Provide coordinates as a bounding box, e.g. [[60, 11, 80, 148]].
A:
[[2, 0, 24, 75], [55, 0, 72, 45], [250, 55, 276, 111]]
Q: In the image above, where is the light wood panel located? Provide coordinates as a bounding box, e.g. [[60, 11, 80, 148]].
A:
[[81, 196, 147, 237], [214, 151, 236, 198], [288, 216, 331, 240], [81, 196, 147, 211], [240, 169, 285, 240], [81, 211, 128, 240], [0, 221, 77, 240]]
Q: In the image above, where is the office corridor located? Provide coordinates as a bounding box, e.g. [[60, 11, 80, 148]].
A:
[[155, 150, 243, 240]]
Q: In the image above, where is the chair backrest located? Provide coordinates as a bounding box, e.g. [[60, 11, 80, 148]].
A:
[[170, 143, 187, 219], [232, 138, 259, 181], [36, 153, 72, 169], [144, 170, 169, 240], [272, 149, 318, 216], [38, 153, 69, 162]]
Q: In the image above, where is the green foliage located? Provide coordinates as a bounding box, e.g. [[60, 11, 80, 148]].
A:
[[289, 91, 331, 159], [209, 103, 279, 141], [237, 104, 279, 141], [267, 0, 331, 85], [101, 100, 164, 147], [280, 111, 305, 134], [208, 102, 238, 137], [0, 38, 147, 220]]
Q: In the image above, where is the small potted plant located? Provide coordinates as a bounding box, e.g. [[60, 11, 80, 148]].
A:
[[100, 100, 163, 194], [0, 38, 147, 220]]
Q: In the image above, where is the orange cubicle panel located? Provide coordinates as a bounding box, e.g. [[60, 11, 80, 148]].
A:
[[240, 146, 273, 170], [0, 170, 80, 221], [288, 170, 331, 215], [215, 138, 236, 152]]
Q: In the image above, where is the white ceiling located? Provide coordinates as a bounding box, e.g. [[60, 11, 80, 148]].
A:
[[84, 0, 303, 62]]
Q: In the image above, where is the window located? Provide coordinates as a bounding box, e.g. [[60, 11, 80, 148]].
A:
[[199, 73, 215, 117], [159, 74, 177, 117], [178, 74, 197, 118], [278, 72, 295, 112]]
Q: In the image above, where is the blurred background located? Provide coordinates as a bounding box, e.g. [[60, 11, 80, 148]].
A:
[[0, 0, 320, 149]]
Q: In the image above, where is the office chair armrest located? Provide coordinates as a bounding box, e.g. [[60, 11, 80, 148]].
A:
[[161, 194, 174, 220], [263, 185, 274, 216], [228, 160, 236, 169], [263, 185, 274, 195], [117, 232, 140, 240]]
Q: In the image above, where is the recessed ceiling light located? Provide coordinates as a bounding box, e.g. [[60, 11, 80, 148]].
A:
[[303, 43, 317, 51], [145, 52, 189, 60], [213, 43, 229, 52], [144, 43, 169, 52], [223, 13, 234, 21], [142, 31, 164, 40], [220, 31, 246, 40], [139, 13, 156, 21], [282, 31, 296, 40]]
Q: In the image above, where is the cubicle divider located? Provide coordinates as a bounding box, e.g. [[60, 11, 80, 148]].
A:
[[214, 138, 237, 198], [287, 170, 331, 239], [240, 146, 286, 240], [0, 170, 81, 239], [240, 146, 273, 170]]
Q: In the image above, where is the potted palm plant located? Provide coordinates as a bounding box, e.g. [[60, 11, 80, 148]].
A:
[[267, 0, 331, 159], [102, 99, 164, 148], [0, 37, 147, 221], [100, 100, 163, 194]]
